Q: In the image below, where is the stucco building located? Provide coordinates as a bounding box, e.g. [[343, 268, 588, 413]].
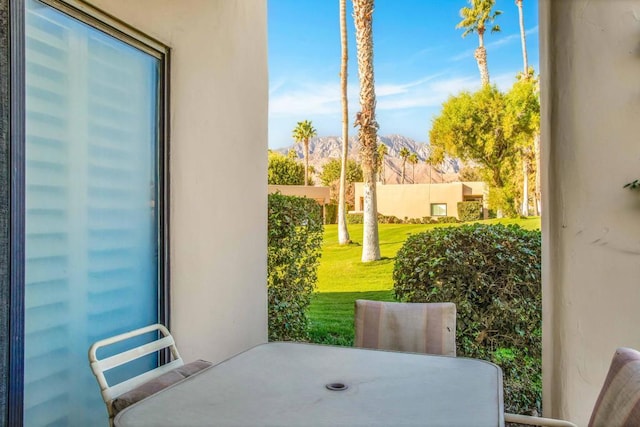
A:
[[353, 181, 487, 220], [267, 185, 330, 208]]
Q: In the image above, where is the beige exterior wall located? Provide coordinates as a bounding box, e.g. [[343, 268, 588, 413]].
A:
[[268, 185, 331, 206], [353, 182, 487, 219], [541, 1, 640, 424], [87, 0, 268, 363]]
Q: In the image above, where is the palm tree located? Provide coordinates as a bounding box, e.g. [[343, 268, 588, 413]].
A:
[[291, 120, 317, 186], [514, 0, 540, 215], [399, 147, 410, 184], [353, 0, 380, 262], [520, 151, 530, 216], [338, 0, 350, 245], [408, 153, 419, 183], [515, 0, 528, 77], [376, 143, 388, 184], [516, 0, 538, 215], [456, 0, 501, 86]]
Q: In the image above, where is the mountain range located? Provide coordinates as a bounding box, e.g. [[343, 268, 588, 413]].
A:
[[276, 134, 462, 184]]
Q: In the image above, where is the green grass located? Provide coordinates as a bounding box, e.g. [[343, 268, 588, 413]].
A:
[[307, 290, 395, 346], [307, 217, 541, 345]]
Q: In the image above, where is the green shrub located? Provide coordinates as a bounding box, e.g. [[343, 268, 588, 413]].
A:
[[457, 201, 483, 222], [268, 151, 305, 185], [436, 216, 459, 223], [268, 193, 323, 341], [325, 203, 338, 224], [378, 214, 402, 224], [346, 213, 363, 224], [393, 224, 541, 415]]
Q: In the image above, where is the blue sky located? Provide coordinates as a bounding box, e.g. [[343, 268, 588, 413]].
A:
[[268, 0, 539, 149]]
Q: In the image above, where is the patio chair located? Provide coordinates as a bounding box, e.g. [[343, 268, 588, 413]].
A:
[[354, 300, 457, 356], [88, 323, 212, 426], [504, 347, 640, 427]]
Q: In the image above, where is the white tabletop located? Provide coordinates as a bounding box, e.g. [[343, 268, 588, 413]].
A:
[[115, 342, 504, 427]]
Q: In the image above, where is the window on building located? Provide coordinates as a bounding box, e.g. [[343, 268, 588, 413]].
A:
[[430, 203, 447, 217], [20, 0, 168, 425]]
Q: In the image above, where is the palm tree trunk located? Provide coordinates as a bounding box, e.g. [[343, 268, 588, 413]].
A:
[[338, 0, 350, 245], [521, 152, 529, 216], [401, 161, 406, 184], [516, 0, 528, 76], [475, 31, 490, 86], [534, 132, 541, 215], [517, 0, 539, 215], [304, 140, 309, 186], [353, 0, 380, 262], [475, 47, 490, 86]]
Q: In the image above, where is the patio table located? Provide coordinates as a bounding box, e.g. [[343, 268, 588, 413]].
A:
[[114, 342, 504, 427]]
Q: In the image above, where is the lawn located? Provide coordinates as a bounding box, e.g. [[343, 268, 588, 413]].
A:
[[307, 217, 541, 345]]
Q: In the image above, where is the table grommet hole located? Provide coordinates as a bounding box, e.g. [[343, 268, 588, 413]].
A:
[[326, 382, 348, 391]]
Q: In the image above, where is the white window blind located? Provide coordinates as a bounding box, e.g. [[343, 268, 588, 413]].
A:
[[24, 1, 162, 425]]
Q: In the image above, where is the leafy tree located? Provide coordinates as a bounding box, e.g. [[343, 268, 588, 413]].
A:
[[429, 83, 538, 215], [320, 158, 363, 186], [353, 0, 380, 262], [459, 165, 483, 182], [291, 120, 317, 186], [508, 75, 539, 215], [408, 153, 419, 183], [338, 0, 351, 244], [267, 150, 305, 185], [456, 0, 501, 86], [320, 158, 362, 211]]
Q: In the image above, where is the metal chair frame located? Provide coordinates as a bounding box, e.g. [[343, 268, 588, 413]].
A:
[[88, 324, 183, 424]]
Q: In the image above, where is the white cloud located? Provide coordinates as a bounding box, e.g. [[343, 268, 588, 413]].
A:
[[269, 81, 345, 117], [377, 76, 478, 110], [376, 74, 442, 97], [491, 71, 519, 91], [269, 79, 286, 96], [269, 72, 487, 123]]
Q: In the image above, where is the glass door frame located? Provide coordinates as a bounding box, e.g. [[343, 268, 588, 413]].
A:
[[4, 0, 170, 424]]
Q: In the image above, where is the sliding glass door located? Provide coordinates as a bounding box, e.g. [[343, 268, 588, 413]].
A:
[[24, 0, 166, 425]]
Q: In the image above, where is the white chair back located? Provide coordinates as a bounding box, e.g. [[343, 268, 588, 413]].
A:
[[88, 324, 184, 420]]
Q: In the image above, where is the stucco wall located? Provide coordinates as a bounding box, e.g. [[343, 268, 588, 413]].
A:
[[353, 182, 486, 219], [541, 0, 640, 424], [87, 0, 268, 362], [268, 185, 331, 205]]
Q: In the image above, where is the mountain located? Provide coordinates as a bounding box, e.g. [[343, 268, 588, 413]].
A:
[[276, 134, 462, 184]]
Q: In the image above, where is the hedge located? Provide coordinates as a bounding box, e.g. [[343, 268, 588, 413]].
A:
[[457, 201, 483, 222], [325, 203, 338, 224], [393, 223, 542, 415], [346, 213, 363, 224], [346, 213, 446, 225], [267, 193, 323, 341]]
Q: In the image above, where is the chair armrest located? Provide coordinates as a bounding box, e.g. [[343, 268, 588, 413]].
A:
[[504, 413, 578, 427]]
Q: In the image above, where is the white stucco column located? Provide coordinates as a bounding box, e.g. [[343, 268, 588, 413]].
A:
[[88, 0, 269, 363], [541, 1, 640, 424]]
